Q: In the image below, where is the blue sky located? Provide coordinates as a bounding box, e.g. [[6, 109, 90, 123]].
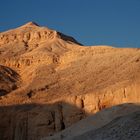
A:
[[0, 0, 140, 47]]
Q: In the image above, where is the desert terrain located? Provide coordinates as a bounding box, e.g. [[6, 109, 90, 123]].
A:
[[0, 22, 140, 140]]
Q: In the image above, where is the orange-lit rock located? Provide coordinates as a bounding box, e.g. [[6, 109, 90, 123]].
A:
[[0, 22, 140, 140]]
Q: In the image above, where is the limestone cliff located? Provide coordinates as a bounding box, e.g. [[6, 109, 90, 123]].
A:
[[0, 22, 140, 140]]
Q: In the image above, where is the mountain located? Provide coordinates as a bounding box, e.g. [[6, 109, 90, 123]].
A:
[[0, 22, 140, 140]]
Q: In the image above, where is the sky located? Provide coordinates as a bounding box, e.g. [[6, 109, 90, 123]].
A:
[[0, 0, 140, 47]]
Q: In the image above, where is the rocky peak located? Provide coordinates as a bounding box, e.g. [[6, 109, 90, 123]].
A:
[[0, 22, 82, 46], [22, 21, 39, 27], [0, 23, 56, 46]]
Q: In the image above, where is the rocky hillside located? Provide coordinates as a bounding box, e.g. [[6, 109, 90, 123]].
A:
[[0, 22, 140, 140], [68, 110, 140, 140]]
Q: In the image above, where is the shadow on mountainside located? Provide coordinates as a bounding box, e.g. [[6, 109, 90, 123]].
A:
[[57, 32, 83, 46], [0, 102, 140, 140], [44, 103, 140, 140], [0, 65, 20, 97], [66, 105, 140, 140], [0, 101, 85, 140]]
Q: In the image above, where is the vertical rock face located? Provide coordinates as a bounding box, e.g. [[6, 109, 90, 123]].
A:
[[0, 22, 140, 140], [0, 102, 85, 140]]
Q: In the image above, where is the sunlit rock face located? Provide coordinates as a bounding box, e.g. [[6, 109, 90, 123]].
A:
[[0, 22, 140, 140]]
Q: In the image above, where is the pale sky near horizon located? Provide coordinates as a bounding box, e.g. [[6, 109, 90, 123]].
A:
[[0, 0, 140, 47]]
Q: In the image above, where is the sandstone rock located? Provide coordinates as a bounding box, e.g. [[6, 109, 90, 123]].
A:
[[0, 22, 140, 140]]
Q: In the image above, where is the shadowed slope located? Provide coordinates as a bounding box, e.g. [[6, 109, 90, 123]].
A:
[[68, 111, 140, 140], [0, 101, 85, 140], [0, 65, 20, 96], [44, 103, 140, 140]]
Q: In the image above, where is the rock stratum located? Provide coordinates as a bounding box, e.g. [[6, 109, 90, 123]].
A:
[[0, 22, 140, 140]]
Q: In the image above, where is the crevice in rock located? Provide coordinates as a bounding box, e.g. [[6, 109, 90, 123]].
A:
[[23, 41, 29, 51], [124, 88, 127, 98], [25, 113, 28, 140], [81, 99, 84, 108], [27, 90, 33, 98], [52, 54, 60, 64], [59, 104, 65, 130], [39, 85, 49, 91], [135, 58, 139, 62], [98, 98, 101, 111], [0, 89, 8, 96]]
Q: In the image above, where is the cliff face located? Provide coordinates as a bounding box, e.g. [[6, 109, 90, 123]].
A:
[[0, 102, 85, 140], [0, 22, 140, 140]]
